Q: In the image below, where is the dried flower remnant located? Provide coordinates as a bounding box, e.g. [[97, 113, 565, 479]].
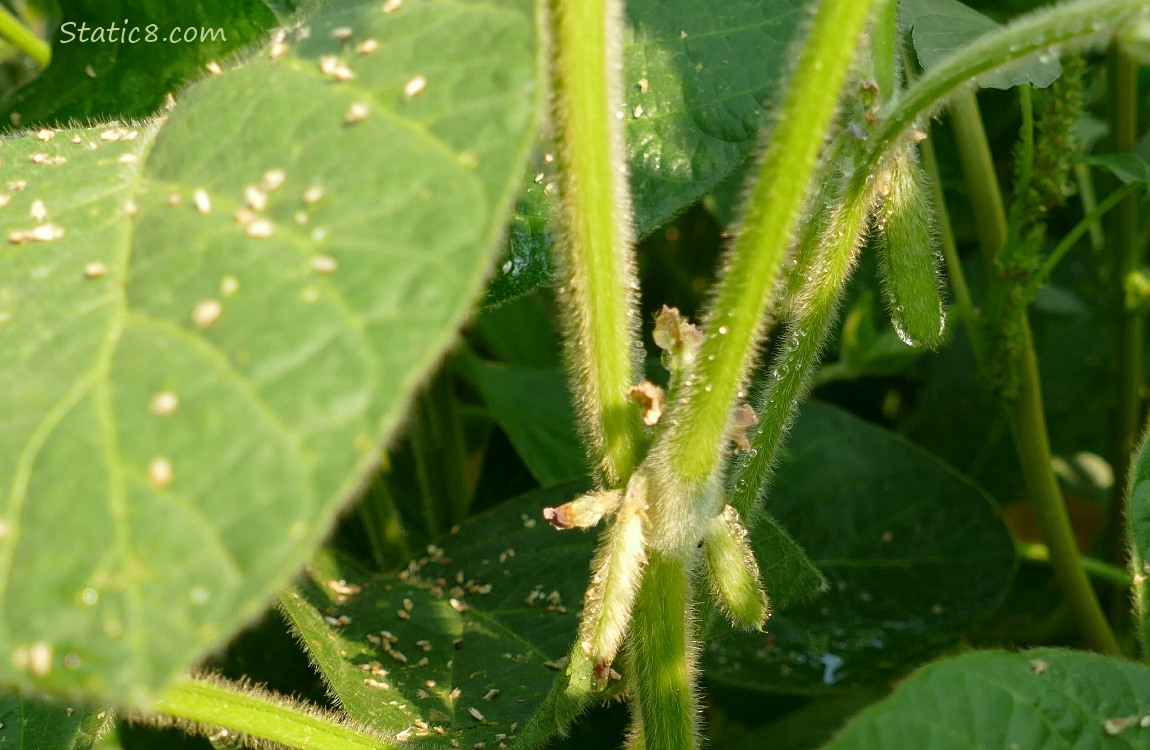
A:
[[729, 403, 757, 452], [653, 305, 703, 375], [543, 489, 622, 530], [627, 381, 664, 426]]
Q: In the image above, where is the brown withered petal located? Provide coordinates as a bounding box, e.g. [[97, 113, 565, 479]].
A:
[[627, 381, 665, 426]]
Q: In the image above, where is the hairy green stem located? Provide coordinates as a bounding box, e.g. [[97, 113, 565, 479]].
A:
[[1018, 541, 1133, 587], [0, 5, 48, 68], [627, 552, 694, 750], [550, 0, 643, 487], [729, 176, 872, 516], [153, 677, 390, 750], [656, 0, 878, 501], [1103, 49, 1145, 563], [949, 90, 1121, 655]]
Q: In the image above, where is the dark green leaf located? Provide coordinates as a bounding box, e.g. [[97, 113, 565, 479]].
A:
[[826, 649, 1150, 748], [484, 0, 806, 306], [0, 0, 293, 127], [1127, 429, 1150, 655], [0, 0, 538, 703], [1089, 130, 1150, 192], [707, 402, 1016, 694], [0, 692, 112, 749], [280, 483, 596, 748], [902, 0, 1061, 90], [457, 357, 586, 485]]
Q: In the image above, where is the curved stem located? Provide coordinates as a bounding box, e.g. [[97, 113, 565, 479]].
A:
[[1027, 182, 1141, 297], [153, 676, 391, 750], [862, 0, 1147, 185], [0, 6, 48, 68], [1018, 541, 1133, 588], [550, 0, 643, 487], [949, 91, 1121, 655]]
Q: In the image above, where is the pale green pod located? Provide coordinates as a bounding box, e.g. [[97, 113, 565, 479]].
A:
[[576, 473, 648, 677], [702, 505, 769, 630], [874, 144, 946, 349]]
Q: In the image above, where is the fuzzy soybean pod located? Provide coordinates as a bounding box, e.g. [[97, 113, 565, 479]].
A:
[[874, 144, 946, 349], [702, 505, 769, 629]]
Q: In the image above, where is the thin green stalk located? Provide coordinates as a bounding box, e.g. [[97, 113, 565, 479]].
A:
[[626, 552, 694, 750], [1104, 49, 1145, 563], [1027, 182, 1141, 296], [861, 0, 1149, 185], [729, 176, 872, 517], [1074, 163, 1106, 254], [153, 676, 391, 749], [1018, 541, 1133, 588], [654, 0, 878, 521], [0, 6, 48, 68], [870, 0, 899, 98], [551, 0, 643, 488], [949, 91, 1121, 655]]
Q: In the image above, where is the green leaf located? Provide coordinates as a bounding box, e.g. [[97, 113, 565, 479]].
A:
[[0, 0, 538, 703], [825, 648, 1150, 748], [0, 0, 294, 127], [902, 0, 1061, 90], [0, 692, 113, 750], [1089, 130, 1150, 193], [279, 483, 597, 748], [707, 402, 1016, 694], [484, 0, 806, 306], [1127, 428, 1150, 656], [457, 357, 587, 486]]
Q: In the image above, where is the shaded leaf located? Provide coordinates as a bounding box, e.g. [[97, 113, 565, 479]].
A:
[[0, 692, 112, 749], [826, 649, 1150, 748], [279, 483, 596, 748], [0, 0, 539, 703], [457, 357, 586, 485], [902, 0, 1061, 90], [484, 0, 806, 305], [707, 402, 1016, 694], [1089, 129, 1150, 193], [0, 0, 294, 128]]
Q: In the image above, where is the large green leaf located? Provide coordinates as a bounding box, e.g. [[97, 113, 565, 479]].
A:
[[457, 357, 587, 486], [0, 0, 297, 128], [1127, 429, 1150, 655], [485, 0, 806, 305], [279, 483, 595, 748], [826, 649, 1150, 748], [706, 403, 1016, 694], [0, 0, 538, 703], [0, 693, 112, 750], [902, 0, 1061, 89]]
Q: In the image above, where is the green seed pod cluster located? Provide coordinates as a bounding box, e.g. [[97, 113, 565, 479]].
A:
[[873, 144, 947, 350]]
